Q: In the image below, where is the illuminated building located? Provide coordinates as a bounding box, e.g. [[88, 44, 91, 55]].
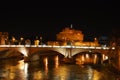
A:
[[0, 32, 9, 45], [48, 27, 99, 46], [34, 36, 40, 45], [56, 27, 84, 45], [34, 39, 40, 45], [25, 39, 31, 45], [56, 27, 84, 42]]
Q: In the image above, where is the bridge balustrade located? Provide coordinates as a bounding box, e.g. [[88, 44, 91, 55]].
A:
[[0, 44, 115, 50]]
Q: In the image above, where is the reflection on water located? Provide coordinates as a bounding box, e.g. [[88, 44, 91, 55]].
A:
[[75, 54, 99, 65], [0, 55, 118, 80], [55, 55, 59, 68], [0, 59, 28, 80], [44, 57, 48, 76]]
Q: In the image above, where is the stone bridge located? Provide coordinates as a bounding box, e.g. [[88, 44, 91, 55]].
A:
[[0, 45, 115, 60]]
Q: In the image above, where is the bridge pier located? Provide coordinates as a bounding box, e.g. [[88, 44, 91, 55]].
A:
[[0, 45, 113, 64], [65, 48, 72, 58], [24, 56, 30, 62]]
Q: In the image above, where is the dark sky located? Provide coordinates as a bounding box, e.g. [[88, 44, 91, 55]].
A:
[[0, 5, 120, 42]]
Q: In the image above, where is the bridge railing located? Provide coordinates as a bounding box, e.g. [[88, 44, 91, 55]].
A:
[[0, 45, 115, 50]]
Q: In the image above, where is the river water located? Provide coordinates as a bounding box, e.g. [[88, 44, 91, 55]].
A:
[[0, 54, 119, 80]]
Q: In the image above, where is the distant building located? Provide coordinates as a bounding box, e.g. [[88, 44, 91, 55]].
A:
[[34, 36, 40, 45], [34, 40, 40, 45], [56, 27, 84, 42], [0, 32, 9, 45], [47, 27, 99, 46], [25, 39, 31, 45]]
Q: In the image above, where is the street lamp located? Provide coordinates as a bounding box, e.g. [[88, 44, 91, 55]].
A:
[[20, 37, 24, 41]]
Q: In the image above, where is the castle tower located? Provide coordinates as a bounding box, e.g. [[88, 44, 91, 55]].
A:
[[56, 27, 84, 42]]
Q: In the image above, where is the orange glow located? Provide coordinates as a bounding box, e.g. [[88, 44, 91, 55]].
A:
[[81, 55, 85, 61], [93, 54, 97, 64], [24, 63, 28, 78], [44, 57, 48, 75], [18, 60, 25, 70], [19, 47, 28, 57], [56, 27, 84, 42], [86, 54, 89, 59], [33, 71, 43, 79], [55, 55, 59, 68]]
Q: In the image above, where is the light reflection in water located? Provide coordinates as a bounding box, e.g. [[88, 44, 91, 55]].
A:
[[33, 71, 43, 80], [0, 54, 118, 80], [57, 66, 69, 80], [24, 62, 28, 78], [81, 55, 85, 61], [8, 60, 28, 80], [18, 60, 25, 70], [86, 54, 89, 59], [87, 66, 93, 80], [55, 55, 59, 68], [93, 54, 97, 64], [44, 57, 48, 76], [93, 70, 101, 80]]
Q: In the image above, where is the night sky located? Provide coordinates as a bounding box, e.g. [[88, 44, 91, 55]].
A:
[[0, 5, 120, 42]]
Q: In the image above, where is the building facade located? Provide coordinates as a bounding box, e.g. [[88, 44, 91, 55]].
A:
[[0, 32, 9, 45], [48, 27, 99, 46], [56, 27, 84, 42]]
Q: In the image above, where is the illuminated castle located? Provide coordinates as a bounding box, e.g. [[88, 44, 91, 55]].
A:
[[56, 27, 84, 42], [47, 25, 99, 46]]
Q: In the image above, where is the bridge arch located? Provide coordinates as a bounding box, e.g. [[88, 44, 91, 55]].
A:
[[30, 50, 64, 57], [29, 50, 65, 61], [72, 51, 103, 65], [27, 47, 67, 57], [0, 48, 24, 59], [71, 48, 109, 57]]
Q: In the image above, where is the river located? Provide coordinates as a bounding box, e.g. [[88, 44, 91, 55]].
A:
[[0, 54, 119, 80]]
